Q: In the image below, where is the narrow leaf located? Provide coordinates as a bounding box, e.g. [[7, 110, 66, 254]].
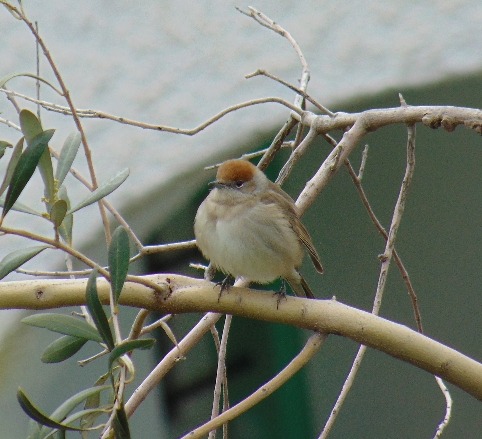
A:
[[108, 339, 155, 372], [21, 313, 103, 343], [108, 226, 130, 305], [66, 168, 129, 215], [19, 109, 42, 143], [0, 140, 12, 159], [0, 137, 24, 196], [86, 267, 114, 350], [49, 199, 68, 228], [47, 385, 111, 424], [57, 186, 73, 244], [84, 373, 110, 411], [113, 404, 131, 439], [41, 335, 87, 363], [37, 385, 111, 438], [0, 194, 42, 216], [2, 129, 55, 219], [27, 418, 42, 439], [20, 109, 55, 201], [55, 132, 81, 186], [17, 388, 82, 431], [0, 245, 48, 280]]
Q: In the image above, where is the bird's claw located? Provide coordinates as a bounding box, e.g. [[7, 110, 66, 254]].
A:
[[215, 275, 233, 301], [274, 280, 288, 309]]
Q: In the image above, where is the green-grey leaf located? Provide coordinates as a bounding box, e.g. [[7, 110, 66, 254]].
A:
[[50, 199, 68, 228], [20, 109, 55, 202], [86, 267, 114, 351], [2, 129, 55, 220], [19, 109, 42, 143], [108, 338, 155, 372], [0, 140, 12, 159], [44, 385, 111, 426], [37, 385, 112, 438], [17, 388, 83, 432], [0, 194, 42, 216], [56, 407, 110, 434], [66, 168, 129, 215], [55, 132, 81, 186], [27, 418, 42, 439], [0, 137, 24, 197], [41, 335, 87, 363], [0, 245, 49, 280], [21, 313, 103, 343], [108, 226, 130, 305], [57, 186, 73, 244], [113, 404, 131, 439], [0, 72, 63, 95]]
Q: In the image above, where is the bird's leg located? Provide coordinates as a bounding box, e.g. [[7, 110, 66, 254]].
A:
[[216, 274, 233, 301], [204, 262, 216, 281], [274, 279, 288, 309]]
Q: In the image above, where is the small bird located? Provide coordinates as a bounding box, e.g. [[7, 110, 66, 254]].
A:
[[194, 159, 323, 299]]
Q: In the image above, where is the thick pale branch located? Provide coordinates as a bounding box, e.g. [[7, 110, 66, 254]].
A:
[[297, 105, 482, 212], [2, 274, 482, 402]]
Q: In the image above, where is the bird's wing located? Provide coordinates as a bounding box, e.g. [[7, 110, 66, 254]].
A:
[[264, 184, 323, 274]]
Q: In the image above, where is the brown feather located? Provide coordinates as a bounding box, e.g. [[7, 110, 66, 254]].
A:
[[265, 182, 323, 273]]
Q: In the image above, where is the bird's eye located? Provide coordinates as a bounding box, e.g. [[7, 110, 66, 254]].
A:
[[235, 181, 244, 188]]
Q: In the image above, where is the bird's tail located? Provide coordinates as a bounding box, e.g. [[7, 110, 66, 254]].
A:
[[286, 272, 316, 299]]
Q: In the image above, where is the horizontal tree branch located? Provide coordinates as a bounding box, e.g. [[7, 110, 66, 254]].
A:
[[1, 274, 482, 402]]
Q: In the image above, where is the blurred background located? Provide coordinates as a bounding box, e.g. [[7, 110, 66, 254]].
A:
[[1, 1, 482, 437]]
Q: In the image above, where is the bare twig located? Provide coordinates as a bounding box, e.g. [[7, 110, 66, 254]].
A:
[[10, 5, 112, 244], [2, 86, 21, 114], [319, 120, 417, 438], [257, 116, 298, 171], [236, 6, 308, 74], [209, 314, 232, 439], [0, 115, 21, 130], [183, 332, 326, 439], [433, 376, 452, 438], [246, 69, 334, 116], [357, 144, 369, 180], [124, 312, 222, 419], [276, 125, 318, 186], [35, 21, 41, 121], [0, 89, 303, 133]]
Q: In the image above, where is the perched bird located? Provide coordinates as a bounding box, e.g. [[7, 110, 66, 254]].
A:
[[194, 159, 323, 299]]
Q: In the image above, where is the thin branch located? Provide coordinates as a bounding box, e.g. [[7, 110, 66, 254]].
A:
[[209, 314, 232, 439], [246, 69, 334, 116], [357, 144, 369, 180], [0, 115, 21, 130], [183, 332, 326, 439], [4, 3, 112, 245], [433, 376, 452, 438], [276, 125, 318, 186], [320, 121, 417, 438], [0, 89, 303, 133], [125, 312, 222, 418], [236, 6, 308, 74], [0, 225, 165, 295], [139, 314, 172, 336], [257, 116, 298, 171], [35, 20, 41, 122], [2, 86, 21, 114]]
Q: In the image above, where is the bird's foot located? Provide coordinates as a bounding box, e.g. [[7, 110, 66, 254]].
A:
[[215, 275, 233, 301], [274, 280, 288, 309]]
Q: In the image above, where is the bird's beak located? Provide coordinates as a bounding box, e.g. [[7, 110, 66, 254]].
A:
[[208, 180, 226, 190]]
